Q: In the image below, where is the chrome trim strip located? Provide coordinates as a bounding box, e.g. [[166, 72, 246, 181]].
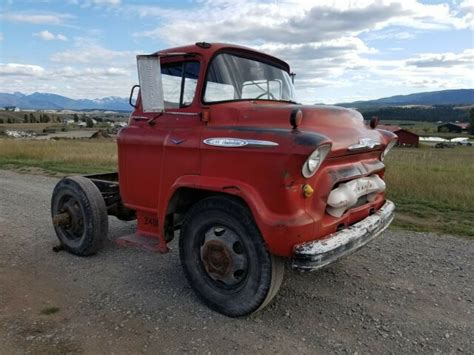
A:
[[348, 138, 381, 151], [164, 111, 200, 116], [203, 137, 279, 148]]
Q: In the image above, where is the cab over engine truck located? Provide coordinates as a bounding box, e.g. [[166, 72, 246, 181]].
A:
[[51, 42, 396, 317]]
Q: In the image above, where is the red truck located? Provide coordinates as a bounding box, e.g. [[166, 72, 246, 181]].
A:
[[51, 42, 396, 317]]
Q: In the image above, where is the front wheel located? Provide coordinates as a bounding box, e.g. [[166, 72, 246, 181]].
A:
[[179, 196, 284, 317]]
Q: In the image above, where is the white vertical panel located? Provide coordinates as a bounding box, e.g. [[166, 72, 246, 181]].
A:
[[136, 55, 164, 112]]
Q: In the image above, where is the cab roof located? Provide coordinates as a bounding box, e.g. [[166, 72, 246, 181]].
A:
[[153, 42, 290, 73]]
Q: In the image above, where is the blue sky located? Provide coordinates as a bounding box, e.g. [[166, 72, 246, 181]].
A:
[[0, 0, 473, 103]]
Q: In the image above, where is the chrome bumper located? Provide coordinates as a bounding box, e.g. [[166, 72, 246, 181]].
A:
[[292, 200, 395, 271]]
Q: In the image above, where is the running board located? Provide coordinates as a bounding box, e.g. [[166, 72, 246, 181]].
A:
[[116, 233, 169, 253]]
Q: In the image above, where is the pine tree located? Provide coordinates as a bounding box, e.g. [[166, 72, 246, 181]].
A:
[[86, 117, 94, 128]]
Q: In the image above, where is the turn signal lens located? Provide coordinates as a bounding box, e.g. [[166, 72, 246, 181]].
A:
[[302, 144, 331, 178], [303, 184, 314, 198]]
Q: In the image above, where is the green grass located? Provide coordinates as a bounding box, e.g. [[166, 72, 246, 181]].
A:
[[384, 146, 474, 237]]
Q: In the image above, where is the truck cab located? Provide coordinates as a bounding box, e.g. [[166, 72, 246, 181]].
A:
[[52, 42, 396, 317]]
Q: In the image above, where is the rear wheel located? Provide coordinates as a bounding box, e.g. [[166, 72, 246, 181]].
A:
[[179, 196, 284, 317], [51, 176, 108, 256]]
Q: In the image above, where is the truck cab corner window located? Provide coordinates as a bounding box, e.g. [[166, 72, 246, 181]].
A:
[[161, 61, 200, 109]]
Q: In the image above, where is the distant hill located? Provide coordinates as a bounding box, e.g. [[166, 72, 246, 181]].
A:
[[0, 92, 130, 111], [337, 89, 474, 108]]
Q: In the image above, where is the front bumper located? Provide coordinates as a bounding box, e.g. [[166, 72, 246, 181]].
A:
[[292, 200, 395, 271]]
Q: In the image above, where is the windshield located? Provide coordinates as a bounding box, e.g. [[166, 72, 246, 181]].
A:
[[204, 53, 297, 103]]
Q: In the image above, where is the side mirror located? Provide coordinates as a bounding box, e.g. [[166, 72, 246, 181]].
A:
[[136, 55, 165, 112], [129, 84, 139, 108]]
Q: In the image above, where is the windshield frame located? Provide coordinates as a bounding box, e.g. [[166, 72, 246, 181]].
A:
[[202, 51, 297, 105]]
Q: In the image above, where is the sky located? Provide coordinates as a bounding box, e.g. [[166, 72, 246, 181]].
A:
[[0, 0, 473, 104]]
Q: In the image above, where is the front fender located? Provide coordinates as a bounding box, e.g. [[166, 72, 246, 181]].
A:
[[160, 175, 316, 256]]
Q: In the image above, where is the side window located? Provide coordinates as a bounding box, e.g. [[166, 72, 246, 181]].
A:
[[161, 61, 200, 109]]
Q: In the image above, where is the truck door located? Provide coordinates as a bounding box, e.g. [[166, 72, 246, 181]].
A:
[[118, 60, 202, 214]]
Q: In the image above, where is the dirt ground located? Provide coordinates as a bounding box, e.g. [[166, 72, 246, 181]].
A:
[[0, 169, 472, 354]]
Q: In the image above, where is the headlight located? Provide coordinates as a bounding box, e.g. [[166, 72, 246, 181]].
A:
[[302, 145, 331, 178], [380, 139, 397, 161]]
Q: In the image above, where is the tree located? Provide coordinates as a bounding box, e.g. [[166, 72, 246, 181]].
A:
[[29, 113, 35, 123], [469, 108, 474, 135], [86, 117, 94, 128], [23, 114, 28, 123], [73, 113, 79, 123]]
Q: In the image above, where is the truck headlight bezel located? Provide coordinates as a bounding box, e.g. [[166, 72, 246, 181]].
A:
[[302, 144, 331, 178]]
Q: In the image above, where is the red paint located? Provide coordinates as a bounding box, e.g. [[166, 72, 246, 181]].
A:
[[117, 43, 396, 257]]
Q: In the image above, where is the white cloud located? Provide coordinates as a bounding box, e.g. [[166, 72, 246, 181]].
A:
[[405, 49, 474, 68], [365, 30, 416, 41], [54, 66, 128, 78], [132, 0, 472, 45], [0, 62, 133, 99], [2, 0, 471, 102], [1, 11, 74, 25], [50, 38, 135, 64], [92, 0, 121, 5], [70, 0, 121, 7], [0, 63, 46, 77], [126, 0, 473, 103], [33, 30, 68, 41]]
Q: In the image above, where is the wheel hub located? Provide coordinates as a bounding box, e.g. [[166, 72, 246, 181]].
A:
[[53, 197, 84, 242], [201, 240, 233, 277], [200, 226, 248, 287]]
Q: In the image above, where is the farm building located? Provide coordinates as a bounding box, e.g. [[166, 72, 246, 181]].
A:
[[4, 106, 20, 112], [437, 122, 470, 133], [378, 125, 419, 147]]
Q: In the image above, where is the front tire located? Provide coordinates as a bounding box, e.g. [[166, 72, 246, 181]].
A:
[[179, 196, 284, 317], [51, 176, 108, 256]]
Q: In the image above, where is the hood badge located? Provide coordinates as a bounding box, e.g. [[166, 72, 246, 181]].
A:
[[348, 138, 380, 151], [170, 138, 185, 145], [203, 137, 278, 148]]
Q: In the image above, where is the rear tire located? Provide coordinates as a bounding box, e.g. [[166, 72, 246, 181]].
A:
[[179, 196, 284, 317], [51, 176, 108, 256]]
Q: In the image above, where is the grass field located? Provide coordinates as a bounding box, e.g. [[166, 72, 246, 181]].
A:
[[384, 146, 474, 237], [0, 138, 472, 237], [0, 138, 117, 174]]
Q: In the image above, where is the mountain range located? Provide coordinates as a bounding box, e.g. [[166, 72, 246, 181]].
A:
[[0, 89, 473, 111], [0, 92, 130, 111], [337, 89, 474, 108]]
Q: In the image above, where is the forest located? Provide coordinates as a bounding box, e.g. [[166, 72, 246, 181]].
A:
[[358, 105, 470, 122]]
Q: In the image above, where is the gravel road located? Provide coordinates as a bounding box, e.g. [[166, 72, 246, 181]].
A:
[[0, 169, 472, 354]]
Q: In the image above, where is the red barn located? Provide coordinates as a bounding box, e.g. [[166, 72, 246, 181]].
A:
[[378, 125, 419, 147]]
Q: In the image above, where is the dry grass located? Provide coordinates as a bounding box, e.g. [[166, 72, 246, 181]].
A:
[[0, 138, 117, 174], [384, 146, 474, 237]]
